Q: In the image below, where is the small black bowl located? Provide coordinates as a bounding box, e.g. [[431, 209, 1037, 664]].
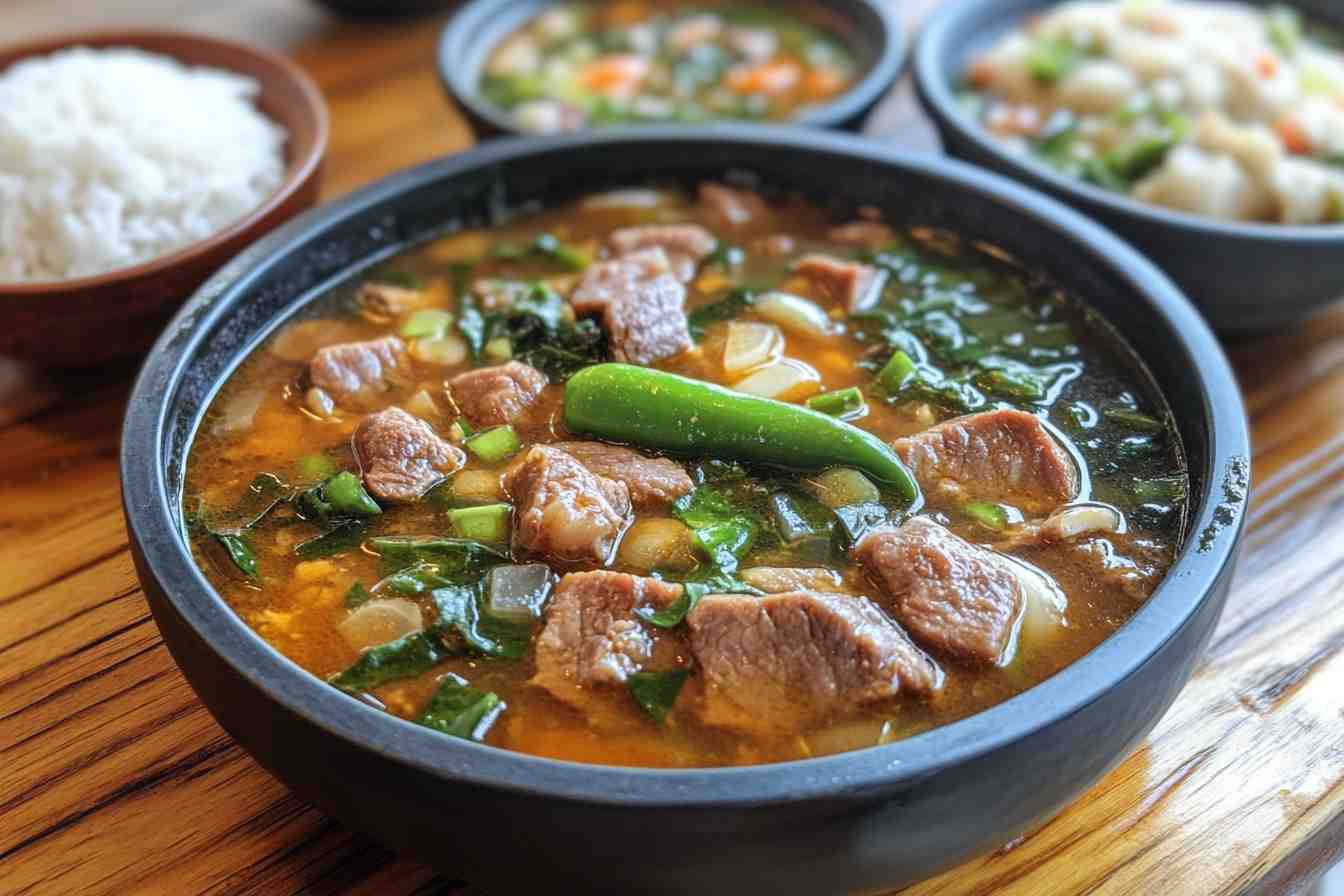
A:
[[121, 126, 1249, 895], [913, 0, 1344, 333], [437, 0, 906, 137]]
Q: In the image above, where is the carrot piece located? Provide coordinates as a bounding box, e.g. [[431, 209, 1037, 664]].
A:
[[578, 54, 650, 99], [802, 67, 849, 100], [1256, 52, 1280, 79], [967, 57, 996, 88], [726, 59, 803, 95], [1276, 116, 1312, 154]]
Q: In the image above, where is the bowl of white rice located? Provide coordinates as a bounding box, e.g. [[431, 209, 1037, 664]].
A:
[[0, 31, 327, 365]]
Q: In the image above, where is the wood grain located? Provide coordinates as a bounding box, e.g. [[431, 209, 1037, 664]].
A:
[[3, 3, 1344, 895]]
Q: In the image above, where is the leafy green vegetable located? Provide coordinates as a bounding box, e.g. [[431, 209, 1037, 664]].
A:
[[702, 241, 744, 270], [492, 233, 590, 271], [369, 536, 508, 579], [457, 298, 490, 358], [1027, 36, 1083, 84], [459, 282, 608, 380], [330, 631, 448, 692], [401, 308, 454, 340], [343, 582, 373, 609], [416, 673, 504, 741], [1104, 406, 1166, 434], [211, 531, 258, 581], [687, 287, 756, 341], [295, 472, 382, 521], [964, 501, 1009, 531], [1266, 4, 1302, 55], [671, 486, 762, 577], [1134, 475, 1188, 504], [628, 668, 691, 724], [295, 520, 369, 561], [296, 453, 338, 482], [635, 587, 702, 629], [431, 584, 532, 659]]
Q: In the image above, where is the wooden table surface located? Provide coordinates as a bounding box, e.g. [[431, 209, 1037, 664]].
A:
[[5, 3, 1344, 895]]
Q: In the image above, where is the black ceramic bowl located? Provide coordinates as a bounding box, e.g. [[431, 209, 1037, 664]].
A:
[[121, 127, 1249, 895], [437, 0, 905, 137], [913, 0, 1344, 333]]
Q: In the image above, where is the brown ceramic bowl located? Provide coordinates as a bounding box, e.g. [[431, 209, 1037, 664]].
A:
[[0, 31, 328, 366]]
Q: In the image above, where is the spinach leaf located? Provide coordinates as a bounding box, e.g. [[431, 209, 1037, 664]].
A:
[[672, 486, 761, 576], [330, 631, 449, 692], [295, 520, 369, 561], [636, 576, 760, 629], [431, 584, 532, 659], [511, 314, 607, 381], [369, 536, 509, 579], [628, 668, 691, 724], [416, 673, 504, 741], [211, 531, 258, 581], [687, 287, 757, 341], [457, 297, 490, 358], [295, 472, 382, 521], [344, 582, 373, 609], [491, 233, 590, 271]]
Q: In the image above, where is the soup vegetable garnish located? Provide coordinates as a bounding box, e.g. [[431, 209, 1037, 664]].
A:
[[962, 1, 1344, 224], [481, 2, 859, 133], [187, 182, 1187, 767]]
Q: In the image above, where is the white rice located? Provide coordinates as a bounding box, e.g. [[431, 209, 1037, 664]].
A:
[[0, 47, 288, 283]]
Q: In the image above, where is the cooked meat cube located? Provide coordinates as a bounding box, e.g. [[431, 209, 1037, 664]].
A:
[[570, 247, 692, 365], [357, 281, 424, 318], [503, 445, 632, 564], [827, 220, 896, 249], [791, 254, 886, 313], [306, 336, 406, 409], [738, 567, 849, 594], [608, 224, 716, 282], [352, 407, 465, 502], [856, 517, 1028, 666], [552, 441, 693, 509], [448, 361, 548, 428], [698, 181, 769, 228], [687, 591, 942, 734], [532, 571, 685, 722], [891, 409, 1078, 515]]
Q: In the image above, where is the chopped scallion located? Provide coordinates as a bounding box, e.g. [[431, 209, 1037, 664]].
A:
[[401, 308, 454, 340], [447, 503, 512, 543], [806, 386, 867, 418], [465, 425, 522, 464]]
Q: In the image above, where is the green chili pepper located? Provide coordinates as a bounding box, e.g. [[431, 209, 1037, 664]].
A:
[[563, 364, 920, 501]]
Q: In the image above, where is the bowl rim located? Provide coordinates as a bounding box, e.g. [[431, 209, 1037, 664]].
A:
[[912, 0, 1344, 243], [0, 28, 330, 296], [436, 0, 907, 135], [121, 124, 1249, 809]]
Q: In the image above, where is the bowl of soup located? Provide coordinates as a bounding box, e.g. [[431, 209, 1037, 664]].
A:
[[121, 127, 1248, 894], [438, 0, 905, 135], [913, 0, 1344, 332]]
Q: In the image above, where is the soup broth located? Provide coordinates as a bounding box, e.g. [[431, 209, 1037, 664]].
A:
[[186, 183, 1187, 767]]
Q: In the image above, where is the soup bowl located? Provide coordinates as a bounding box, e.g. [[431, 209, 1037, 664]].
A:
[[913, 0, 1344, 334], [437, 0, 906, 137], [121, 126, 1249, 894]]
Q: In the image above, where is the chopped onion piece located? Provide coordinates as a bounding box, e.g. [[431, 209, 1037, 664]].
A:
[[404, 388, 440, 420], [806, 467, 880, 508], [410, 334, 468, 366], [338, 599, 423, 652], [1043, 503, 1124, 539], [617, 518, 695, 574], [723, 321, 783, 376], [1004, 556, 1068, 652], [450, 469, 504, 505], [305, 387, 335, 419], [731, 358, 822, 402], [753, 291, 834, 337], [487, 564, 553, 622]]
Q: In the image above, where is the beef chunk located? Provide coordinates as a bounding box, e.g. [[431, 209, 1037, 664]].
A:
[[307, 336, 405, 409], [891, 409, 1078, 515], [791, 254, 886, 313], [855, 517, 1027, 666], [687, 591, 942, 734], [352, 407, 465, 502], [448, 361, 548, 428], [552, 441, 693, 509], [357, 282, 424, 318], [608, 224, 716, 282], [502, 445, 632, 564], [698, 181, 769, 228], [827, 220, 895, 249], [532, 571, 684, 721], [571, 247, 692, 365], [738, 567, 849, 594]]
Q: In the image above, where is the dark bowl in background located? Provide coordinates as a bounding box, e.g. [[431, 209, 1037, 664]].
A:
[[913, 0, 1344, 334], [309, 0, 458, 18], [437, 0, 906, 137], [0, 30, 327, 366], [121, 127, 1249, 895]]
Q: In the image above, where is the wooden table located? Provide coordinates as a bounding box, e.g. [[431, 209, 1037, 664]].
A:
[[4, 4, 1344, 894]]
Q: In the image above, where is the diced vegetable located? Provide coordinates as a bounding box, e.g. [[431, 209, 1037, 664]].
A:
[[297, 453, 338, 482], [964, 501, 1009, 531], [1026, 36, 1083, 84], [431, 584, 532, 659], [565, 364, 921, 497], [411, 334, 470, 366], [753, 291, 833, 336], [483, 336, 514, 362], [445, 469, 504, 506], [401, 309, 454, 340], [876, 350, 918, 393], [338, 598, 424, 652], [805, 467, 880, 509], [833, 501, 890, 544], [416, 673, 504, 741], [466, 425, 522, 464], [616, 517, 696, 574], [768, 492, 833, 544], [448, 503, 512, 543], [628, 668, 691, 723], [723, 321, 783, 375], [731, 358, 821, 402], [806, 387, 866, 419], [296, 472, 382, 521], [1042, 503, 1122, 539], [486, 564, 553, 622], [330, 631, 448, 692]]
